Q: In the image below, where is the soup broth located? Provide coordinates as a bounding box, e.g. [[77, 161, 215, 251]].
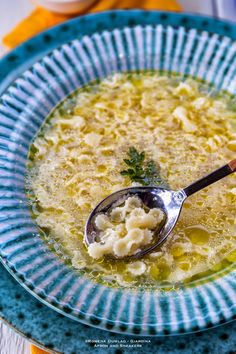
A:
[[26, 72, 236, 288]]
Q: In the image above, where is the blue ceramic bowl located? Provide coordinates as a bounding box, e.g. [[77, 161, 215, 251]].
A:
[[0, 11, 235, 336]]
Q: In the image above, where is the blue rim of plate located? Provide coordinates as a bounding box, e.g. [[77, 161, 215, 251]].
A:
[[0, 10, 236, 337], [1, 9, 236, 93], [1, 262, 236, 354]]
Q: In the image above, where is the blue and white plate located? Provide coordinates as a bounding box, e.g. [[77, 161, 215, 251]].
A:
[[2, 262, 236, 353], [0, 10, 236, 336]]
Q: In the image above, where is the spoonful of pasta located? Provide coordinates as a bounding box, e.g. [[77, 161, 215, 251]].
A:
[[85, 158, 236, 260]]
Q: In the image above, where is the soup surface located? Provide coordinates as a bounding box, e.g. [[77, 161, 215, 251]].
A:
[[27, 72, 236, 288]]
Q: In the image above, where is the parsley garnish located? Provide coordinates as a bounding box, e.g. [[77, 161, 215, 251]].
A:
[[120, 147, 168, 187]]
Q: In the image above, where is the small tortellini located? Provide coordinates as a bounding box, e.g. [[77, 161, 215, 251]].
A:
[[127, 261, 146, 276], [172, 106, 197, 132]]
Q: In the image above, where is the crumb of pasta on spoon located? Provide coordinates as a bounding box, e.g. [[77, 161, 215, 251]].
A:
[[88, 196, 164, 259]]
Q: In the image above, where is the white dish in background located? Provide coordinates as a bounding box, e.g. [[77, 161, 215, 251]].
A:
[[35, 0, 97, 14]]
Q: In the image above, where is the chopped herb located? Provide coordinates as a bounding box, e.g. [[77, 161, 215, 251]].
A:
[[120, 147, 168, 187]]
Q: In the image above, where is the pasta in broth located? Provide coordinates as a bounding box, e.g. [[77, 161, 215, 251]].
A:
[[26, 72, 236, 288]]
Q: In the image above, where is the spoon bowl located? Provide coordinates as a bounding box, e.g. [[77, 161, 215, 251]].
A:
[[85, 187, 187, 259]]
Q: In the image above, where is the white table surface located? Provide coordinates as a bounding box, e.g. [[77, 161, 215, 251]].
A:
[[0, 0, 234, 353]]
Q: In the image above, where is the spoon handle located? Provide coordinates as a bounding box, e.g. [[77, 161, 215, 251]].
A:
[[183, 159, 236, 197]]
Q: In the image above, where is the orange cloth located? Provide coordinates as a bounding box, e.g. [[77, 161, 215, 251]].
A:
[[3, 0, 181, 48], [31, 346, 49, 354], [3, 0, 181, 353]]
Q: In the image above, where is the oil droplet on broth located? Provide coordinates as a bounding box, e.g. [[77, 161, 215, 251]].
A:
[[97, 165, 107, 173], [185, 225, 210, 245], [226, 250, 236, 263], [170, 245, 186, 258]]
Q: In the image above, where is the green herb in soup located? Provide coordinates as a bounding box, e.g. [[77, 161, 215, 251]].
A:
[[120, 147, 168, 187]]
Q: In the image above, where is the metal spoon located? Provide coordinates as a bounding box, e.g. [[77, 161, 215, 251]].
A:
[[85, 159, 236, 259]]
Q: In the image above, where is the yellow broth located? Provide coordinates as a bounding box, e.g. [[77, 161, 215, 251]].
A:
[[26, 72, 236, 289]]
